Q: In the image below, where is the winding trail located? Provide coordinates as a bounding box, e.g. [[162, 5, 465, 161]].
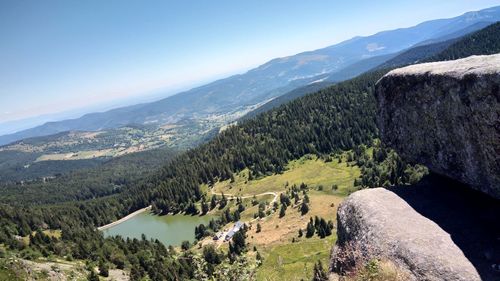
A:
[[209, 189, 280, 248], [210, 190, 279, 204]]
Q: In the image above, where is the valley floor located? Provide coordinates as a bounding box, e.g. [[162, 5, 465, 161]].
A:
[[200, 153, 361, 281], [0, 153, 362, 281]]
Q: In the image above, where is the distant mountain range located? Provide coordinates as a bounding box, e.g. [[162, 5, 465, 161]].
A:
[[1, 6, 499, 146], [246, 21, 500, 120]]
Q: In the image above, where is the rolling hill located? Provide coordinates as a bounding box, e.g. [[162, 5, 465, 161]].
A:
[[1, 7, 500, 281], [246, 20, 500, 118], [1, 6, 499, 146]]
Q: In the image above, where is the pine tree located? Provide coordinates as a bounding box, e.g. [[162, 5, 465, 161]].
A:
[[210, 195, 217, 210], [185, 201, 199, 215], [201, 201, 209, 214], [256, 251, 263, 265], [98, 260, 109, 277], [237, 202, 245, 213], [229, 231, 246, 255], [258, 202, 266, 218], [312, 261, 329, 281], [219, 193, 228, 209], [181, 240, 191, 251], [203, 245, 222, 265], [224, 208, 233, 222], [129, 266, 142, 281], [232, 210, 240, 222], [279, 204, 286, 218], [300, 201, 309, 215], [87, 270, 100, 281], [306, 220, 315, 238]]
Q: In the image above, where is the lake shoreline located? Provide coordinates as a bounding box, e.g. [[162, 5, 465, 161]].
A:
[[98, 205, 152, 231]]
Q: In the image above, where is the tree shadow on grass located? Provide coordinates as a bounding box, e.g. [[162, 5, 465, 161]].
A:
[[388, 173, 500, 281]]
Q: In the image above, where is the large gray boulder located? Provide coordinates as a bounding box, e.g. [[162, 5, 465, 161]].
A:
[[376, 54, 500, 199], [330, 188, 481, 281]]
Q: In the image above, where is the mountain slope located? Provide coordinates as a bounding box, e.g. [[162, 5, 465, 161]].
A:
[[413, 21, 494, 46], [246, 20, 500, 118], [2, 6, 500, 146], [1, 15, 500, 281], [376, 38, 459, 69], [375, 22, 500, 69], [428, 21, 500, 61]]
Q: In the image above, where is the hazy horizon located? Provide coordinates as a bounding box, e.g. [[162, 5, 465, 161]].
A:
[[1, 0, 499, 134]]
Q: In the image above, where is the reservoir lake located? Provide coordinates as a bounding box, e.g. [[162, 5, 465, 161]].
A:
[[102, 211, 214, 246]]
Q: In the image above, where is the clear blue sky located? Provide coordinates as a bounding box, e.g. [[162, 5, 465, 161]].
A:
[[1, 0, 499, 123]]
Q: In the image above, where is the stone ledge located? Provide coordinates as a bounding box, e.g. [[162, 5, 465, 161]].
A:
[[330, 188, 481, 281]]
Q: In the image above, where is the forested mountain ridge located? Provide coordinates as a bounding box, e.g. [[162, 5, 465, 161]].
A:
[[1, 6, 499, 146], [0, 68, 384, 238], [427, 21, 500, 61], [0, 119, 217, 184], [0, 69, 398, 281], [1, 13, 500, 281], [0, 147, 178, 205], [2, 19, 500, 230], [245, 21, 500, 120], [2, 10, 496, 187]]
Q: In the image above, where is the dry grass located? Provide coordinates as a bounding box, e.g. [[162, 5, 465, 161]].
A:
[[249, 192, 341, 279], [340, 259, 410, 281], [211, 154, 360, 196], [255, 236, 336, 281], [199, 154, 363, 281], [247, 192, 341, 246], [35, 149, 115, 162]]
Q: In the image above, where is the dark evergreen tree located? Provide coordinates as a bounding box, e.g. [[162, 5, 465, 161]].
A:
[[181, 240, 191, 251], [300, 201, 309, 215], [312, 261, 329, 281], [210, 195, 217, 210], [201, 201, 209, 215], [279, 204, 286, 218], [87, 270, 100, 281], [98, 260, 109, 277], [229, 231, 246, 256], [203, 245, 222, 265], [306, 219, 315, 238]]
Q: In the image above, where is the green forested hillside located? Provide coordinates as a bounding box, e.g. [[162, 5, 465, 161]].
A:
[[0, 69, 386, 281], [0, 20, 499, 281], [0, 154, 105, 183], [247, 21, 500, 121], [246, 40, 452, 120], [428, 21, 500, 61], [0, 69, 385, 240], [242, 82, 333, 120], [0, 147, 178, 205], [0, 120, 218, 183], [2, 17, 499, 237]]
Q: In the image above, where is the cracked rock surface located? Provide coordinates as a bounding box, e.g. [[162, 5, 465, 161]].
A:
[[376, 54, 500, 199]]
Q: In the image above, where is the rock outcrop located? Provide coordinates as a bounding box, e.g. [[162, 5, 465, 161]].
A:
[[376, 54, 500, 199], [330, 188, 481, 281]]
